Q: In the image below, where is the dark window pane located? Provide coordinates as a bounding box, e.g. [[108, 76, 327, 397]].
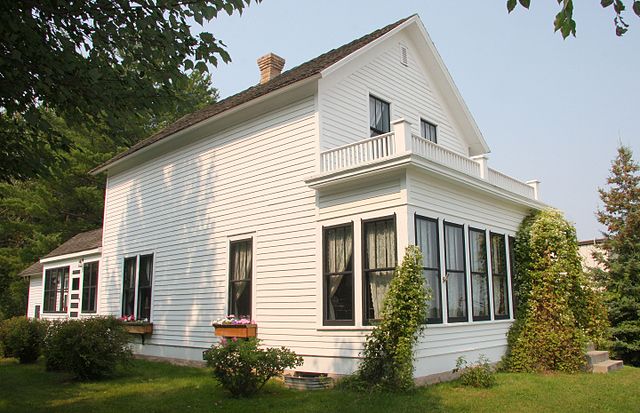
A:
[[469, 228, 489, 320], [369, 96, 390, 136], [416, 216, 441, 323], [82, 261, 98, 313], [229, 240, 252, 318], [491, 233, 510, 319], [122, 257, 136, 317], [323, 224, 354, 324], [364, 217, 396, 322], [444, 223, 467, 322], [44, 267, 68, 313], [421, 119, 437, 143]]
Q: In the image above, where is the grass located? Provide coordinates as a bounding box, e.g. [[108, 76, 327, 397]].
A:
[[1, 358, 639, 413]]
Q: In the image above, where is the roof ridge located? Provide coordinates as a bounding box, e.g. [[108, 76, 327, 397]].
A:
[[91, 14, 415, 174]]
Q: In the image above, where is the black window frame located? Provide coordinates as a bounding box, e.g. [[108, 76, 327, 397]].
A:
[[121, 254, 154, 321], [228, 238, 253, 319], [362, 215, 397, 325], [81, 261, 99, 313], [491, 233, 510, 320], [420, 119, 437, 143], [43, 266, 69, 313], [508, 235, 517, 315], [369, 95, 390, 137], [444, 221, 468, 323], [468, 227, 490, 321], [322, 222, 355, 326], [414, 214, 442, 324]]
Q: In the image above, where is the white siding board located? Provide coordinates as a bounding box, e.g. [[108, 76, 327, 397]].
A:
[[27, 276, 42, 318]]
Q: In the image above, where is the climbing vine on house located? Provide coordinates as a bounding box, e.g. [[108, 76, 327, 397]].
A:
[[505, 209, 609, 372], [354, 246, 429, 391]]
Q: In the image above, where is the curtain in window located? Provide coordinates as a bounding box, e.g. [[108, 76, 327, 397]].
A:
[[122, 257, 136, 316], [491, 234, 509, 318], [469, 229, 489, 319], [366, 219, 396, 320], [416, 217, 441, 321], [137, 254, 153, 320], [326, 226, 353, 321], [230, 240, 252, 317], [445, 224, 467, 321]]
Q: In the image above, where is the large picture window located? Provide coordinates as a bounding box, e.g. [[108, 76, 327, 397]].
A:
[[363, 216, 396, 323], [469, 228, 490, 321], [323, 223, 354, 325], [44, 266, 69, 313], [228, 239, 252, 318], [491, 233, 510, 319], [81, 261, 99, 313], [369, 95, 390, 136], [121, 254, 154, 321], [444, 222, 467, 322], [415, 216, 442, 323]]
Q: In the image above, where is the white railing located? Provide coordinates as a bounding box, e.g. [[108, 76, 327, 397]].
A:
[[321, 132, 396, 172], [411, 134, 482, 179], [487, 168, 535, 199]]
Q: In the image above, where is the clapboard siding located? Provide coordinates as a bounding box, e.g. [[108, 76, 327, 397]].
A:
[[27, 276, 42, 318], [100, 97, 319, 352], [319, 33, 467, 155]]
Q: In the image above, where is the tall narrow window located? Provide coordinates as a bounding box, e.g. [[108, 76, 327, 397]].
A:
[[369, 95, 390, 136], [491, 233, 510, 320], [137, 254, 153, 321], [363, 217, 396, 323], [420, 119, 437, 143], [508, 235, 517, 313], [229, 239, 252, 318], [415, 216, 442, 323], [323, 223, 354, 325], [43, 266, 69, 313], [81, 261, 99, 313], [121, 257, 136, 317], [469, 228, 490, 321], [444, 223, 467, 322]]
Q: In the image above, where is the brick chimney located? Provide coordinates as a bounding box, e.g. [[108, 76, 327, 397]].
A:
[[257, 53, 285, 84]]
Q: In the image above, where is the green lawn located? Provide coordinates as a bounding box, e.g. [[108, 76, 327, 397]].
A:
[[1, 358, 638, 413]]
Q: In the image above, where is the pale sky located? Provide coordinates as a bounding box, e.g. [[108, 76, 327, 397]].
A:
[[203, 0, 639, 240]]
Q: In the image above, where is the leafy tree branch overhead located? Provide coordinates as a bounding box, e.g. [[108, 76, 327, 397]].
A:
[[0, 0, 260, 181], [507, 0, 640, 38]]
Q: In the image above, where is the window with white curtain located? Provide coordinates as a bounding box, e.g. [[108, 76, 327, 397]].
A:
[[228, 239, 252, 318], [415, 215, 442, 323], [323, 223, 354, 325], [444, 222, 467, 322], [121, 254, 154, 320], [363, 216, 396, 323], [491, 233, 510, 320], [469, 228, 490, 321]]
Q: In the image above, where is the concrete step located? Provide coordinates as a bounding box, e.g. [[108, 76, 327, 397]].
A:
[[592, 359, 623, 374], [586, 342, 596, 352], [587, 350, 610, 365]]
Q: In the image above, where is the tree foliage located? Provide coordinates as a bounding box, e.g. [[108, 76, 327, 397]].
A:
[[0, 0, 257, 180], [0, 72, 218, 320], [597, 146, 640, 366], [355, 246, 428, 391], [505, 209, 609, 372], [507, 0, 640, 38]]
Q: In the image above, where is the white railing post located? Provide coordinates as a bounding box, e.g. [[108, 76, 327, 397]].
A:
[[526, 179, 541, 200], [471, 154, 489, 180], [391, 118, 412, 154]]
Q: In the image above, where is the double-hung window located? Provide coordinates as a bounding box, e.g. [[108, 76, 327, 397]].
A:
[[421, 119, 437, 143], [228, 239, 252, 318], [469, 228, 490, 321], [508, 235, 517, 312], [369, 95, 390, 136], [81, 261, 99, 313], [44, 266, 69, 313], [363, 216, 396, 323], [415, 216, 442, 323], [444, 222, 467, 322], [121, 254, 154, 321], [491, 233, 510, 319], [323, 223, 354, 325]]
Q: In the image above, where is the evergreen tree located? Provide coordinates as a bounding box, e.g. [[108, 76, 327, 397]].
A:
[[597, 146, 640, 366]]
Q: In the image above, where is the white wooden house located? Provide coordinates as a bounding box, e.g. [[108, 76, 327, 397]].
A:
[[24, 15, 545, 381]]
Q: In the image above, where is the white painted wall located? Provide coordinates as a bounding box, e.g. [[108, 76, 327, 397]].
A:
[[319, 31, 469, 155], [27, 276, 42, 318]]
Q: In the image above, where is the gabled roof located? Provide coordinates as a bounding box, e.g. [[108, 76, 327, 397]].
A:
[[91, 15, 414, 174], [18, 261, 43, 278]]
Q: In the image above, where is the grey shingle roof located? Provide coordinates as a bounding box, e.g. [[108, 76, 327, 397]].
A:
[[18, 261, 43, 278], [42, 228, 103, 259], [91, 15, 413, 174]]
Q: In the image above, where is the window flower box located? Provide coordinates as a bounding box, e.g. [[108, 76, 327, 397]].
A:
[[212, 323, 257, 338], [122, 322, 153, 335]]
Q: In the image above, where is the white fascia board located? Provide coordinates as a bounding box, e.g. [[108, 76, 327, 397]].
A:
[[40, 248, 102, 264]]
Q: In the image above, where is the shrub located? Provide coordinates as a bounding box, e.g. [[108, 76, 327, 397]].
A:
[[355, 246, 429, 391], [43, 316, 132, 380], [0, 316, 46, 363], [454, 355, 496, 388], [203, 337, 303, 397]]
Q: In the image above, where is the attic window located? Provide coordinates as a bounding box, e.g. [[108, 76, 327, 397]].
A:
[[400, 45, 408, 66]]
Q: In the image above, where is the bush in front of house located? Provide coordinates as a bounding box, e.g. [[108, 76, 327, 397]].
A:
[[0, 316, 46, 363], [43, 316, 132, 380], [203, 337, 303, 397], [354, 246, 429, 391], [454, 355, 496, 388]]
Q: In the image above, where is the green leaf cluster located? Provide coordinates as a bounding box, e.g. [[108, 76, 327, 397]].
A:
[[597, 146, 640, 366], [505, 209, 609, 372], [355, 246, 429, 391], [454, 355, 496, 388], [0, 316, 47, 363]]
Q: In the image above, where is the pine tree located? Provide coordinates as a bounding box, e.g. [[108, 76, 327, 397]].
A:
[[597, 146, 640, 366]]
